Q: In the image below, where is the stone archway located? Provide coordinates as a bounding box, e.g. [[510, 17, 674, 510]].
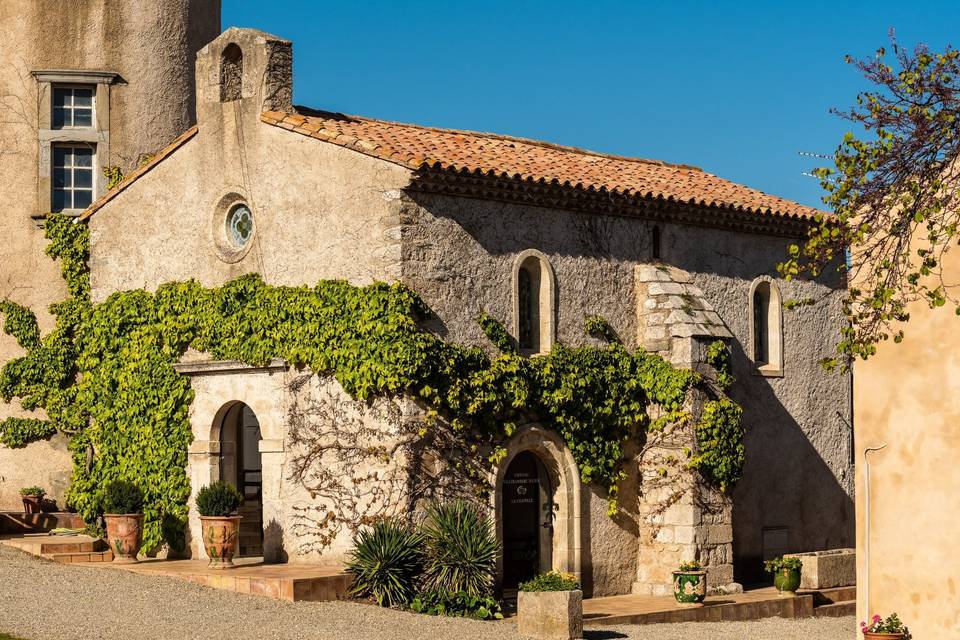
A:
[[494, 425, 581, 587], [214, 401, 264, 557]]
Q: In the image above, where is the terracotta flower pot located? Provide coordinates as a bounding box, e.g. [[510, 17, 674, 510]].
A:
[[672, 570, 707, 606], [774, 568, 801, 595], [200, 515, 241, 569], [104, 513, 143, 563], [863, 634, 905, 639], [21, 495, 44, 514]]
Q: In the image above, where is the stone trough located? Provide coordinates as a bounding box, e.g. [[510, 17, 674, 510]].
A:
[[785, 548, 856, 590]]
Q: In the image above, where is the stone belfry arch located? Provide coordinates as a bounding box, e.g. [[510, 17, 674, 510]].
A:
[[0, 1, 222, 509]]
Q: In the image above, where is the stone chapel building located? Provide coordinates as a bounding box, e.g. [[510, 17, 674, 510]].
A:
[[0, 6, 854, 597], [70, 28, 855, 594]]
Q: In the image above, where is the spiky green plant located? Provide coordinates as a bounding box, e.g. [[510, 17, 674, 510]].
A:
[[346, 519, 424, 607], [420, 500, 499, 597]]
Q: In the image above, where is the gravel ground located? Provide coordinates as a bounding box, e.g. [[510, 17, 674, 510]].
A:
[[0, 545, 855, 640]]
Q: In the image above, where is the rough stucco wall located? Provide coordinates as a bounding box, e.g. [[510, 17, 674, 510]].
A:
[[400, 192, 641, 351], [669, 226, 854, 584], [854, 245, 960, 638], [400, 193, 853, 587], [0, 1, 220, 509], [88, 120, 411, 298]]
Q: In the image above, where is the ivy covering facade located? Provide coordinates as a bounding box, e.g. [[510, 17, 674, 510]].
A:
[[0, 215, 744, 552]]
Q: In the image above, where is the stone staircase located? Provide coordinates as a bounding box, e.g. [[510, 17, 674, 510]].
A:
[[1, 533, 113, 563], [238, 500, 263, 557], [810, 586, 856, 617]]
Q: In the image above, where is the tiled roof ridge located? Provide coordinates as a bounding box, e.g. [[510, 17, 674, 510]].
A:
[[292, 105, 704, 172], [263, 108, 822, 221]]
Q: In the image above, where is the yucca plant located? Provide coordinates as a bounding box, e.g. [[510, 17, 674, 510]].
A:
[[420, 500, 499, 597], [346, 519, 424, 607]]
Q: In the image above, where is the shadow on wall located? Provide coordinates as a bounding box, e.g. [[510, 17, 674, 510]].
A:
[[265, 518, 288, 563], [726, 339, 854, 584]]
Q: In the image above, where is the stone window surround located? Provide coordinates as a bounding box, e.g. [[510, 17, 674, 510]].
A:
[[511, 249, 556, 356], [748, 275, 784, 377], [31, 70, 118, 221]]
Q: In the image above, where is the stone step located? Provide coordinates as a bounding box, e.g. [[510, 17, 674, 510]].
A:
[[42, 549, 114, 564], [808, 586, 856, 606], [813, 600, 856, 618]]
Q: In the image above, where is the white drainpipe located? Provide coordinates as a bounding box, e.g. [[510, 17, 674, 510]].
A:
[[863, 443, 887, 620]]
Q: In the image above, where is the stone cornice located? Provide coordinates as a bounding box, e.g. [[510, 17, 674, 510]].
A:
[[409, 166, 815, 239]]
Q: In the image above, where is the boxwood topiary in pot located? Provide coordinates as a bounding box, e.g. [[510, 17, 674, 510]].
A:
[[517, 571, 583, 640], [102, 480, 144, 563], [195, 481, 244, 569]]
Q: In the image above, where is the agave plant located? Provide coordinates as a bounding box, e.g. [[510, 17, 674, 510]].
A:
[[420, 500, 499, 597], [346, 519, 424, 607]]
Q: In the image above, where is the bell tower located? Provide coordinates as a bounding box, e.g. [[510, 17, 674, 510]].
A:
[[0, 0, 221, 508]]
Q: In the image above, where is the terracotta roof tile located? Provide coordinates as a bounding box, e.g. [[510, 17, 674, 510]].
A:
[[262, 109, 821, 221]]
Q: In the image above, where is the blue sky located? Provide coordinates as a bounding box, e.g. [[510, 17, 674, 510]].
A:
[[224, 1, 960, 209]]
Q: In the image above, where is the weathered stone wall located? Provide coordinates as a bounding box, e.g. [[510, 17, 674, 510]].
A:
[[399, 191, 853, 586], [88, 31, 410, 298], [0, 0, 220, 510]]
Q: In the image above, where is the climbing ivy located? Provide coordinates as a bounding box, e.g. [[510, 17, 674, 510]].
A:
[[0, 215, 746, 551], [0, 417, 57, 448], [0, 301, 41, 351], [688, 341, 743, 491], [476, 311, 516, 354], [584, 314, 619, 343]]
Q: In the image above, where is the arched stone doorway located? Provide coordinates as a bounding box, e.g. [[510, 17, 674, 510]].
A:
[[494, 425, 582, 588], [216, 402, 263, 557], [502, 451, 553, 586]]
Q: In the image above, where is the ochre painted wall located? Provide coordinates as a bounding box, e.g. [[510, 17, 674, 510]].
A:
[[855, 245, 960, 637]]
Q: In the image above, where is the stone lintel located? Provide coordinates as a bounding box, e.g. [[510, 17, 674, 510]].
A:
[[174, 358, 288, 376]]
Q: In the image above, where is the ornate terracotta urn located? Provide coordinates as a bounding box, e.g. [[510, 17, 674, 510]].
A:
[[200, 515, 242, 569], [103, 514, 143, 563]]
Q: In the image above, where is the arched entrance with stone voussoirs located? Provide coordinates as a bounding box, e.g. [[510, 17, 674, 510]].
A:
[[212, 401, 263, 558], [494, 425, 582, 589]]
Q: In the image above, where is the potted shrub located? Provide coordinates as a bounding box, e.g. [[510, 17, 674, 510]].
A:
[[765, 556, 802, 596], [19, 486, 45, 514], [672, 559, 707, 606], [102, 480, 144, 564], [195, 481, 244, 569], [861, 613, 912, 639], [517, 571, 582, 640]]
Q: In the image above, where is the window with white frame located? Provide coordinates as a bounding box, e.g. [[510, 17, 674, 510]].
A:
[[52, 144, 95, 211], [52, 85, 94, 129]]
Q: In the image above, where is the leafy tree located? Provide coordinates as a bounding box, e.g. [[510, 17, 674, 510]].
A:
[[781, 32, 960, 369]]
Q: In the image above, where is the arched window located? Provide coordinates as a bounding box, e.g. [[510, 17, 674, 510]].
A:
[[220, 43, 243, 102], [513, 250, 556, 354], [652, 225, 662, 260], [749, 278, 783, 374]]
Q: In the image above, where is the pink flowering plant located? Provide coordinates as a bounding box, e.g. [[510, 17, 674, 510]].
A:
[[861, 612, 911, 638]]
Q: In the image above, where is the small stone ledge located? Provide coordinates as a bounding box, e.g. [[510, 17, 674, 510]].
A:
[[173, 358, 288, 376]]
